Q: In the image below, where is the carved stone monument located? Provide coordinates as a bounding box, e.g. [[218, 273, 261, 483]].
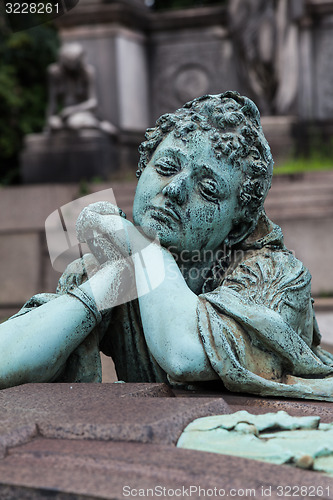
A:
[[52, 0, 333, 166], [21, 43, 118, 183], [2, 91, 333, 401], [228, 0, 305, 116]]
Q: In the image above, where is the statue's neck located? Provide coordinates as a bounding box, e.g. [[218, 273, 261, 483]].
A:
[[174, 251, 218, 295]]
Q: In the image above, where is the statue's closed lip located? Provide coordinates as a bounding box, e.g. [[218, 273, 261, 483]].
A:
[[151, 205, 181, 223]]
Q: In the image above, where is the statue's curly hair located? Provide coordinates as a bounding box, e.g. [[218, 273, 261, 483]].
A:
[[137, 91, 274, 228]]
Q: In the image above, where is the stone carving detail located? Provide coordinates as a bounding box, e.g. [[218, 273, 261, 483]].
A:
[[151, 35, 238, 119], [174, 65, 210, 104]]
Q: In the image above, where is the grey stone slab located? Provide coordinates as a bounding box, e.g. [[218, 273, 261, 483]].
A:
[[0, 383, 230, 445], [0, 182, 137, 233], [266, 170, 333, 221], [275, 218, 333, 296], [21, 131, 119, 184], [116, 35, 149, 130], [0, 437, 332, 500], [0, 233, 41, 305], [261, 116, 298, 165], [0, 185, 78, 232], [316, 311, 333, 346], [100, 353, 117, 383]]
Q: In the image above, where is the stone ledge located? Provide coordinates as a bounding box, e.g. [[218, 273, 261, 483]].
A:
[[0, 384, 333, 498], [0, 383, 230, 447], [1, 437, 332, 500], [56, 1, 228, 32]]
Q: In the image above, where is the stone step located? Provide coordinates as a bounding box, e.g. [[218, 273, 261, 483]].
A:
[[0, 384, 333, 499], [1, 437, 331, 500], [0, 383, 229, 447]]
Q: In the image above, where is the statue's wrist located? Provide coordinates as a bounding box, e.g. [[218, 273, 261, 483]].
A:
[[67, 287, 102, 325], [79, 260, 130, 313]]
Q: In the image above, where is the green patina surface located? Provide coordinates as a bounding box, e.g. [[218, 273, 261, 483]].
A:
[[1, 91, 333, 401], [177, 411, 333, 475]]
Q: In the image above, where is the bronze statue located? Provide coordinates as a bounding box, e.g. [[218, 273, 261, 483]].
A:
[[1, 91, 333, 401]]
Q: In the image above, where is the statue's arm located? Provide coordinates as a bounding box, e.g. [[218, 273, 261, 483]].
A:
[[134, 244, 217, 382], [0, 262, 123, 388], [75, 204, 217, 383]]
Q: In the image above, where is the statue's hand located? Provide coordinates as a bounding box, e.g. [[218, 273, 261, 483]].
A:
[[47, 115, 63, 130], [56, 253, 99, 294], [76, 202, 137, 263]]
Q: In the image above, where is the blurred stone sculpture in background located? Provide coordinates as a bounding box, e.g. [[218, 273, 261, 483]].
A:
[[229, 0, 305, 115], [2, 91, 333, 401], [46, 42, 116, 135]]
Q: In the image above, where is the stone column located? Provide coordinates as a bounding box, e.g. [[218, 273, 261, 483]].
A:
[[297, 0, 333, 120], [298, 15, 314, 120]]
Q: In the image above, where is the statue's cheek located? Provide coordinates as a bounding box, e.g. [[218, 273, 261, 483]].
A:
[[191, 205, 217, 226]]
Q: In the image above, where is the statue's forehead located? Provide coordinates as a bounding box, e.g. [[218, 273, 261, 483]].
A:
[[153, 128, 216, 156], [151, 129, 233, 171]]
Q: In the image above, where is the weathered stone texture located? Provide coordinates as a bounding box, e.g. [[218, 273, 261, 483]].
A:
[[0, 234, 41, 305], [0, 383, 230, 445], [151, 28, 241, 122], [0, 384, 333, 498], [1, 436, 333, 500]]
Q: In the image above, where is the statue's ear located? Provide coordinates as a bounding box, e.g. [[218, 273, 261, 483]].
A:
[[227, 218, 254, 247]]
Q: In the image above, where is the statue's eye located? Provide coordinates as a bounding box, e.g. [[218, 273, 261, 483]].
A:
[[154, 159, 179, 176], [199, 179, 219, 203]]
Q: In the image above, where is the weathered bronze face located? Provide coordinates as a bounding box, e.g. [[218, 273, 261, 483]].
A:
[[133, 129, 243, 256]]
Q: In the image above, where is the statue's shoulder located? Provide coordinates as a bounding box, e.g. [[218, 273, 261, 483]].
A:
[[231, 214, 312, 287], [238, 244, 311, 286], [220, 233, 312, 305], [212, 246, 312, 318]]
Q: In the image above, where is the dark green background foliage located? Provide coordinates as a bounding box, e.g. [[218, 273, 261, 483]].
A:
[[0, 24, 59, 184]]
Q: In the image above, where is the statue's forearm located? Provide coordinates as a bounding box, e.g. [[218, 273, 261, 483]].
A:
[[0, 261, 127, 388], [135, 246, 216, 382], [0, 294, 97, 388]]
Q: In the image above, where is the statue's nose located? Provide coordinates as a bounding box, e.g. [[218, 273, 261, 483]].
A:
[[162, 175, 189, 205]]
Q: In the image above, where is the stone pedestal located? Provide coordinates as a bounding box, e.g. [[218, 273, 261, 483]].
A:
[[0, 383, 332, 499], [21, 130, 118, 183]]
